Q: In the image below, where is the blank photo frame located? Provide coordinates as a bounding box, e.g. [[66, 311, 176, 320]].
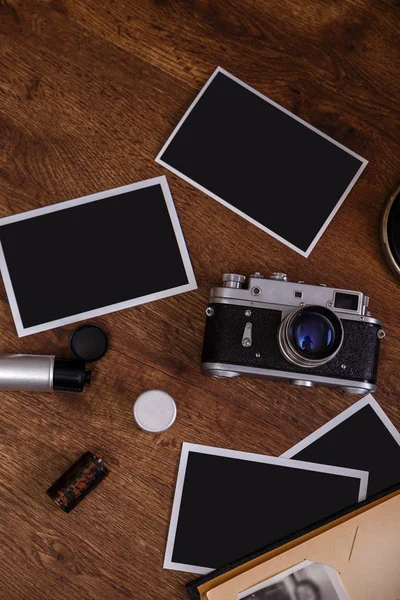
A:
[[0, 176, 197, 336], [282, 394, 400, 498], [164, 443, 368, 574], [156, 67, 368, 257]]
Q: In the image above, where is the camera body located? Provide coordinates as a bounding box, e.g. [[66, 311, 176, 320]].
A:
[[201, 273, 384, 394]]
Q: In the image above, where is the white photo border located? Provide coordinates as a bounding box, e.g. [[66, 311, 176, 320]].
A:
[[155, 66, 368, 258], [163, 442, 369, 575], [237, 559, 349, 600], [281, 393, 400, 459], [0, 176, 197, 337]]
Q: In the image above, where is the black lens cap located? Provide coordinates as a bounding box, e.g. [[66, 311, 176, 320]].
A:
[[382, 184, 400, 280], [70, 324, 109, 362]]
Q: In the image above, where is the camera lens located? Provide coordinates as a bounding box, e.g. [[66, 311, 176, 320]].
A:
[[278, 306, 343, 368], [292, 313, 334, 356]]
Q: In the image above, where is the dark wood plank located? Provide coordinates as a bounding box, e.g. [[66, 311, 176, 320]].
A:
[[0, 0, 399, 598]]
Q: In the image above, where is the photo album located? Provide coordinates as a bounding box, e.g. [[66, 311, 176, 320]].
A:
[[165, 394, 400, 587]]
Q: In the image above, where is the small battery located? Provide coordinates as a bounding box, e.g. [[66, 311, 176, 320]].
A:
[[47, 452, 109, 513]]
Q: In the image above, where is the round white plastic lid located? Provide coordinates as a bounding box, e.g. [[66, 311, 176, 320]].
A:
[[133, 390, 177, 433]]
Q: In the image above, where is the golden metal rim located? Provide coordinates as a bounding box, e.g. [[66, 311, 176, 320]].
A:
[[381, 183, 400, 281]]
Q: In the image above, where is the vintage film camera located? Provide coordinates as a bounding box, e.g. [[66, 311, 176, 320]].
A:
[[201, 273, 385, 394]]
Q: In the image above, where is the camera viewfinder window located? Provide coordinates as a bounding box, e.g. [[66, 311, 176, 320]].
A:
[[334, 292, 359, 311]]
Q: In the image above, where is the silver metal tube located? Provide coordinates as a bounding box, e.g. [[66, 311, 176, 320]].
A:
[[0, 355, 55, 391]]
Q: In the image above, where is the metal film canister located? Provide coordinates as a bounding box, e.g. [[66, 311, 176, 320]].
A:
[[47, 452, 109, 513]]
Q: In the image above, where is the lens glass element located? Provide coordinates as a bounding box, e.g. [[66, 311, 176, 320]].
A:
[[279, 305, 344, 367], [290, 312, 335, 358]]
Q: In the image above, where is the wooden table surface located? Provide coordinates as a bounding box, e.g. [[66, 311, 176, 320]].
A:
[[1, 1, 399, 598]]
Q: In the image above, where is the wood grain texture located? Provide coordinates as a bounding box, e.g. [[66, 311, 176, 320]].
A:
[[0, 0, 399, 598]]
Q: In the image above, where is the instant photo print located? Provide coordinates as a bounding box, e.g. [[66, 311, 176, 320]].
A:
[[237, 560, 349, 600], [281, 394, 400, 497], [156, 67, 367, 257], [164, 443, 368, 575], [186, 484, 400, 600], [0, 176, 197, 336]]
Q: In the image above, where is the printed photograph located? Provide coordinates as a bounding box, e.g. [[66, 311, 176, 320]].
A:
[[238, 561, 349, 600]]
